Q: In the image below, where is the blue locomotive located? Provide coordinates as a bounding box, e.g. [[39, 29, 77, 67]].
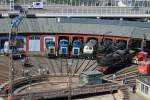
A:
[[71, 40, 82, 58], [45, 37, 57, 58], [58, 39, 69, 57]]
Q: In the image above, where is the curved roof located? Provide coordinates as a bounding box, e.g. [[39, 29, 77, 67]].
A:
[[0, 18, 150, 40], [60, 18, 150, 28]]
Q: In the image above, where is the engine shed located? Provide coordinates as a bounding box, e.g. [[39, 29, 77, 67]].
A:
[[79, 71, 102, 85]]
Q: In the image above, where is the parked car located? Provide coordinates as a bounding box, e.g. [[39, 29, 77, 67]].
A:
[[28, 2, 43, 9]]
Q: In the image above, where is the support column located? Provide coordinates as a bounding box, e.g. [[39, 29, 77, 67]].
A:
[[26, 33, 29, 52], [84, 36, 87, 45], [69, 35, 72, 44], [55, 33, 58, 49], [40, 33, 44, 53], [69, 35, 72, 57]]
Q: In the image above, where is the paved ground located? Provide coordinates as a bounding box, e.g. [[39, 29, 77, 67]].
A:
[[76, 94, 115, 100], [14, 76, 79, 94], [129, 92, 145, 100], [75, 92, 145, 100]]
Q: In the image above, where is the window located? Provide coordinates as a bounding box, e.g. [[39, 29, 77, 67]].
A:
[[145, 86, 149, 94], [29, 35, 40, 40], [141, 83, 149, 95], [35, 36, 40, 40], [141, 84, 144, 93], [89, 47, 92, 50], [29, 36, 34, 40]]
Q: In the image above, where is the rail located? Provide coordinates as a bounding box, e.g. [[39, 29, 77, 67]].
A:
[[103, 65, 139, 100], [0, 74, 79, 93]]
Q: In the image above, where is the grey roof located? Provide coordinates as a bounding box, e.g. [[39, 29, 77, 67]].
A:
[[81, 71, 102, 75], [137, 76, 150, 86], [0, 18, 150, 40], [59, 18, 150, 28]]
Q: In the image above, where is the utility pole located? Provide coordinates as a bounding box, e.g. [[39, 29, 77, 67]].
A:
[[8, 19, 16, 100], [8, 4, 26, 99], [67, 58, 72, 100]]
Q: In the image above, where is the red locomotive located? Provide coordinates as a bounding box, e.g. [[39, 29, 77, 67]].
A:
[[133, 52, 147, 64], [136, 51, 150, 75], [138, 61, 150, 75]]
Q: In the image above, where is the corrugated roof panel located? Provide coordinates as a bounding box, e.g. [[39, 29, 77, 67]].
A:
[[60, 18, 150, 28]]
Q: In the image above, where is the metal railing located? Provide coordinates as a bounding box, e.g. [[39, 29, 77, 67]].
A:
[[0, 5, 150, 17], [14, 83, 119, 100]]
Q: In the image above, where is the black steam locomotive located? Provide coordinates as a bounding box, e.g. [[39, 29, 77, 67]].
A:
[[96, 40, 126, 59], [96, 49, 136, 74]]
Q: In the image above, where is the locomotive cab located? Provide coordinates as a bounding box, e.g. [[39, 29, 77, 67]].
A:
[[59, 39, 69, 57], [133, 52, 147, 64], [71, 40, 82, 58], [45, 39, 56, 58], [138, 61, 150, 75], [83, 39, 97, 59]]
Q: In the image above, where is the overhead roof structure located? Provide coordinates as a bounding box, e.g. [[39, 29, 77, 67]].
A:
[[0, 18, 150, 40]]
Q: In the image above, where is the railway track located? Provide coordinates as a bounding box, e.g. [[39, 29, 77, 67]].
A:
[[0, 56, 133, 100], [116, 65, 138, 75], [14, 82, 119, 100], [102, 64, 139, 100]]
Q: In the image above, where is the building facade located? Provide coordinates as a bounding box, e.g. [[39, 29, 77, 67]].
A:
[[136, 76, 150, 100]]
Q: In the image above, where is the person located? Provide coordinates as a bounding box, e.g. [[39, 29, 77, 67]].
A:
[[132, 85, 136, 93]]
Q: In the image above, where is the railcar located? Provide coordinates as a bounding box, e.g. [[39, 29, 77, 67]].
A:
[[83, 39, 97, 59], [58, 39, 69, 57], [71, 40, 82, 58], [96, 49, 136, 74], [45, 37, 57, 58]]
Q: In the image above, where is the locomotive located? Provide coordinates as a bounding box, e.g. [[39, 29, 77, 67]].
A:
[[83, 39, 97, 59], [137, 51, 150, 75], [138, 61, 150, 75], [3, 38, 25, 59], [71, 39, 82, 58], [58, 39, 69, 57], [96, 49, 136, 74], [96, 40, 126, 59], [45, 37, 57, 58]]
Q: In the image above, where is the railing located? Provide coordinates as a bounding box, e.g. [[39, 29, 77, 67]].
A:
[[0, 5, 150, 17], [14, 83, 119, 100]]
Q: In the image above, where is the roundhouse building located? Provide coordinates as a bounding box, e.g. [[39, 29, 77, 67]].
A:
[[0, 18, 150, 53]]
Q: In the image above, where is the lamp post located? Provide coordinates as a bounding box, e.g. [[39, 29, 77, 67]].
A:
[[67, 58, 73, 100]]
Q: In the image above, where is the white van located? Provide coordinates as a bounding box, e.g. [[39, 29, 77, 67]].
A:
[[28, 2, 43, 9]]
